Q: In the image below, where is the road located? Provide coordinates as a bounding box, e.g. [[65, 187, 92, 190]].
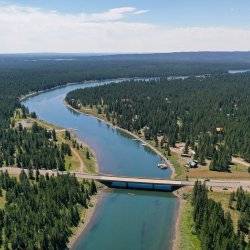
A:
[[1, 167, 249, 191]]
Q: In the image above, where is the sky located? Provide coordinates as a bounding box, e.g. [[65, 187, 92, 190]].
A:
[[0, 0, 250, 53]]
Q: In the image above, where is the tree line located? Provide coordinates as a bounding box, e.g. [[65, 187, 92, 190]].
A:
[[0, 54, 250, 248], [0, 170, 97, 249], [192, 182, 249, 249], [0, 122, 70, 171], [229, 187, 250, 237], [66, 74, 250, 171]]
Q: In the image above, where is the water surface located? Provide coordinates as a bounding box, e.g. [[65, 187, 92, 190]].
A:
[[228, 69, 250, 74], [23, 80, 178, 250]]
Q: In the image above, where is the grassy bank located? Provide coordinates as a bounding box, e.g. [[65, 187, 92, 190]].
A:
[[66, 103, 179, 179], [176, 187, 247, 250], [9, 113, 100, 248], [13, 116, 98, 174], [74, 103, 250, 181], [176, 190, 201, 250]]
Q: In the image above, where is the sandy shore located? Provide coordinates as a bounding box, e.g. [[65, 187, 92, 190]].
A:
[[68, 189, 104, 249], [64, 101, 176, 179], [62, 132, 101, 248], [171, 188, 186, 250]]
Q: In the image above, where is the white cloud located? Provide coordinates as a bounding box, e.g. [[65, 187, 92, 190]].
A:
[[0, 4, 249, 53], [85, 7, 144, 22], [133, 10, 149, 15]]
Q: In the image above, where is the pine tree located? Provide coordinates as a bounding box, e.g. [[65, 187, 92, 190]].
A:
[[52, 129, 57, 141]]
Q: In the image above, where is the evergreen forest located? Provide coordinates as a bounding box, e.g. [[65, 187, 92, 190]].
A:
[[0, 170, 97, 249], [192, 181, 249, 249], [66, 74, 250, 171]]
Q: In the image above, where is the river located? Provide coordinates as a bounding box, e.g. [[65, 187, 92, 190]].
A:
[[23, 79, 178, 250]]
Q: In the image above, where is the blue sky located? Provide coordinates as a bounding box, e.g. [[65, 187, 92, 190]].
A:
[[3, 0, 250, 27], [0, 0, 250, 53]]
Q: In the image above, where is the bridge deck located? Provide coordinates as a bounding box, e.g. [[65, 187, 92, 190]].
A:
[[1, 168, 249, 190], [73, 173, 190, 186], [72, 173, 250, 189]]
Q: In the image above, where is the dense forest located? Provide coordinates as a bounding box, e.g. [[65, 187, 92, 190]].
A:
[[0, 121, 71, 170], [0, 170, 97, 249], [192, 182, 249, 249], [1, 53, 250, 170], [0, 53, 250, 248], [1, 52, 250, 128], [66, 74, 250, 170]]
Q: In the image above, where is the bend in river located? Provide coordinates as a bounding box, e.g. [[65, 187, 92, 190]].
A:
[[23, 79, 178, 250]]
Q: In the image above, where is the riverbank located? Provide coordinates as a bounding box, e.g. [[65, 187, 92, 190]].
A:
[[172, 189, 182, 250], [39, 120, 102, 247], [19, 77, 147, 102], [172, 187, 201, 250], [64, 101, 182, 249], [66, 134, 102, 248], [68, 188, 103, 249], [64, 101, 176, 179], [12, 108, 102, 248], [22, 82, 180, 250]]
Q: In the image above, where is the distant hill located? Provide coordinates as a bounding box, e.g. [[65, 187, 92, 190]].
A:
[[1, 51, 250, 63]]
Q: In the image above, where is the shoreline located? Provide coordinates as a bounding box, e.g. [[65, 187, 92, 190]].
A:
[[64, 101, 176, 180], [56, 125, 101, 248], [19, 76, 154, 102], [19, 116, 102, 247], [70, 130, 100, 174], [21, 86, 178, 249], [172, 188, 185, 250], [68, 189, 104, 249], [64, 101, 181, 249]]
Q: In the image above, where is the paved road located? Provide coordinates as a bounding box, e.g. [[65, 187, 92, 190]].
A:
[[1, 167, 249, 190]]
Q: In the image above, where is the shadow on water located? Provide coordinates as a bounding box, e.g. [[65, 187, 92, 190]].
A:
[[107, 182, 176, 192]]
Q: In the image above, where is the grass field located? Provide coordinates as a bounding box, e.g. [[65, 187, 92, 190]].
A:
[[169, 152, 187, 180], [178, 189, 243, 250], [0, 191, 6, 209], [208, 191, 240, 230], [179, 193, 201, 250], [188, 164, 250, 180], [65, 154, 81, 171], [79, 148, 97, 174]]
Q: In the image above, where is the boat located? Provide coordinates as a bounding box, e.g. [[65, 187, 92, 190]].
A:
[[157, 163, 168, 169]]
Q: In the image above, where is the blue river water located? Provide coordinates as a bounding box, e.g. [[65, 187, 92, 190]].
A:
[[23, 80, 178, 250]]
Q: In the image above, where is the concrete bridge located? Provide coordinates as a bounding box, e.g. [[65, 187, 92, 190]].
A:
[[1, 167, 249, 191], [70, 172, 250, 191], [73, 172, 190, 190]]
